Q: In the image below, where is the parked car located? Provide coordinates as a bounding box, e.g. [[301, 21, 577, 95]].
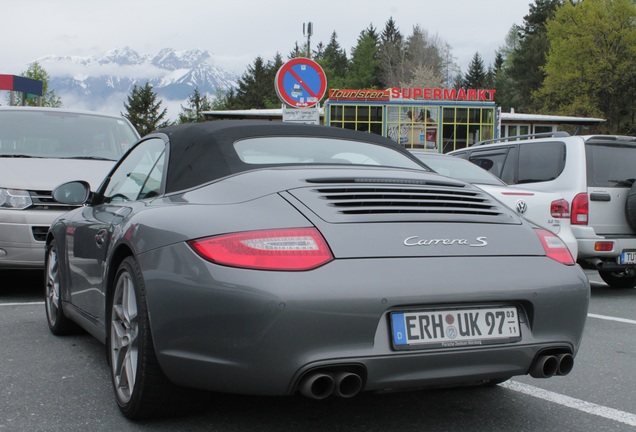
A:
[[0, 106, 139, 270], [450, 132, 636, 288], [45, 121, 589, 420], [411, 150, 577, 259]]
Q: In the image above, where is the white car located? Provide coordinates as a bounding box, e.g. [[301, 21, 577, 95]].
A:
[[411, 150, 578, 259], [0, 106, 139, 270]]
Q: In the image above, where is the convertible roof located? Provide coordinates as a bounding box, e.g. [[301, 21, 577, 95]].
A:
[[156, 120, 412, 193]]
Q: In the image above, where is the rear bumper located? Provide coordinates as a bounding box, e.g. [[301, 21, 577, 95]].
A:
[[572, 226, 636, 265], [140, 244, 590, 396]]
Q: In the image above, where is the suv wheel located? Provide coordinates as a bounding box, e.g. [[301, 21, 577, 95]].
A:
[[598, 270, 636, 289]]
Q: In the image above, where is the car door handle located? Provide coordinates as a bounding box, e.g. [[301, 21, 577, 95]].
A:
[[590, 192, 611, 202], [95, 229, 108, 248]]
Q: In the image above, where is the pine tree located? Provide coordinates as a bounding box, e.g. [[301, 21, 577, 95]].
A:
[[348, 25, 381, 88], [378, 17, 406, 87], [314, 32, 349, 89], [464, 52, 486, 88], [122, 82, 170, 136], [178, 87, 212, 124]]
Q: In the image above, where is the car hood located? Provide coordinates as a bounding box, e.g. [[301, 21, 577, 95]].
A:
[[0, 157, 114, 191]]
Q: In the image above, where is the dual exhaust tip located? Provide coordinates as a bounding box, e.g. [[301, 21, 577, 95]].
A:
[[299, 352, 574, 399], [299, 371, 363, 400], [529, 353, 574, 378]]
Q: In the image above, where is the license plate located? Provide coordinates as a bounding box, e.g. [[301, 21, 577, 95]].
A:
[[391, 306, 521, 350], [620, 250, 636, 264]]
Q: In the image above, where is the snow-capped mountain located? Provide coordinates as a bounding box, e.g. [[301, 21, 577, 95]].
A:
[[38, 47, 239, 120]]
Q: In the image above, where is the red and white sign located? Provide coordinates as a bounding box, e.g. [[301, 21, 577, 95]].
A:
[[275, 58, 327, 108]]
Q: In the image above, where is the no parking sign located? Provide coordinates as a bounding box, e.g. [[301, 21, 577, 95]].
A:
[[275, 57, 327, 108]]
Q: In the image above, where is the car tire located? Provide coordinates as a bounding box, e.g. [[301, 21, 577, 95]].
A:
[[44, 240, 78, 335], [626, 181, 636, 231], [109, 256, 175, 420], [598, 270, 636, 289], [108, 256, 208, 419]]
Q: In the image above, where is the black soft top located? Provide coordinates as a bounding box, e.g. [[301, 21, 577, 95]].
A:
[[156, 120, 418, 193]]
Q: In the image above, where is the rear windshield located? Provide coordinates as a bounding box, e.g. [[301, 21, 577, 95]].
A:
[[234, 137, 425, 170], [0, 110, 139, 160], [586, 142, 636, 187]]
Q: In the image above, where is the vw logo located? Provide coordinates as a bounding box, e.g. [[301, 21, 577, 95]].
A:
[[516, 200, 528, 214]]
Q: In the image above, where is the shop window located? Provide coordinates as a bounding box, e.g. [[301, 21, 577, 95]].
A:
[[328, 104, 384, 136], [387, 106, 439, 150]]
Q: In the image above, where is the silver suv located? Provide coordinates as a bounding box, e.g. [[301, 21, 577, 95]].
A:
[[450, 132, 636, 288]]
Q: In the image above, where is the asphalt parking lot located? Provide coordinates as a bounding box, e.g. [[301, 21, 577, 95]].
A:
[[1, 269, 635, 432]]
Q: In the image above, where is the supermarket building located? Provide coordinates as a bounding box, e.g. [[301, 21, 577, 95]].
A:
[[203, 86, 605, 153]]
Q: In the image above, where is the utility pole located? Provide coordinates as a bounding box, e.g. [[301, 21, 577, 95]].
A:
[[303, 22, 313, 58]]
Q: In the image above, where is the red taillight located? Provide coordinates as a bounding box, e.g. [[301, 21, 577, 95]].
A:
[[550, 199, 570, 218], [188, 228, 334, 271], [571, 193, 588, 225], [534, 229, 575, 265]]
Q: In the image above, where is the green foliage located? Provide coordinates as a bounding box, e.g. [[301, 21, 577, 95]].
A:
[[230, 55, 284, 109], [536, 0, 636, 132], [378, 17, 407, 87], [506, 0, 562, 112], [177, 87, 212, 123], [347, 25, 382, 88], [9, 62, 62, 107], [314, 32, 349, 89], [122, 82, 170, 136], [464, 52, 486, 88]]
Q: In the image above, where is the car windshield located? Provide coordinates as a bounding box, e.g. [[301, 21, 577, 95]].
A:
[[0, 110, 139, 160], [413, 153, 506, 186], [234, 137, 424, 170]]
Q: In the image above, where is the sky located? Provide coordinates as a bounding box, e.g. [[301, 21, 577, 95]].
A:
[[1, 0, 533, 77]]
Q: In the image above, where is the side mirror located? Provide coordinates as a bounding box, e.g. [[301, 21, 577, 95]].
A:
[[52, 181, 91, 205]]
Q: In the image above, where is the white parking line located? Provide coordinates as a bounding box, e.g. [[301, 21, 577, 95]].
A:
[[501, 381, 636, 427], [588, 313, 636, 325], [0, 301, 44, 307]]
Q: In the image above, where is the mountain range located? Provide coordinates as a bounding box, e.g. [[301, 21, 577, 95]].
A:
[[39, 47, 239, 120]]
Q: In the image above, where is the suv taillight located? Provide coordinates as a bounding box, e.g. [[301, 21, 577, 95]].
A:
[[550, 199, 570, 218], [571, 193, 588, 225]]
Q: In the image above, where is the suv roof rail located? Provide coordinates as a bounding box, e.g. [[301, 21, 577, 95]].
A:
[[471, 131, 571, 147]]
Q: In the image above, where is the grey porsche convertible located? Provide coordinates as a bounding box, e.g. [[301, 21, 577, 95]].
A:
[[44, 120, 589, 419]]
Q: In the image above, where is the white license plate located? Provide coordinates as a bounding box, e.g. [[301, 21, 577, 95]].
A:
[[391, 306, 520, 349], [620, 251, 636, 264]]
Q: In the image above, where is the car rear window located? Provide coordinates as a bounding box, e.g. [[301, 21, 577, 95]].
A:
[[234, 137, 424, 170], [517, 141, 566, 184], [586, 142, 636, 187]]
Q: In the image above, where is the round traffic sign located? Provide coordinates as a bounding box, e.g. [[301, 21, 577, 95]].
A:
[[275, 57, 327, 108]]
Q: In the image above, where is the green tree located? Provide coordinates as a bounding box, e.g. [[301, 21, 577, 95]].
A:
[[178, 87, 212, 123], [508, 0, 562, 112], [347, 25, 382, 88], [378, 17, 406, 87], [315, 32, 349, 88], [122, 82, 170, 136], [536, 0, 636, 132], [232, 55, 283, 109], [10, 62, 62, 107], [464, 52, 486, 88]]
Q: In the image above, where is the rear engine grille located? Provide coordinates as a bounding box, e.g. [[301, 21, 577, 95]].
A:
[[288, 181, 515, 224], [317, 186, 499, 216], [29, 190, 78, 211]]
